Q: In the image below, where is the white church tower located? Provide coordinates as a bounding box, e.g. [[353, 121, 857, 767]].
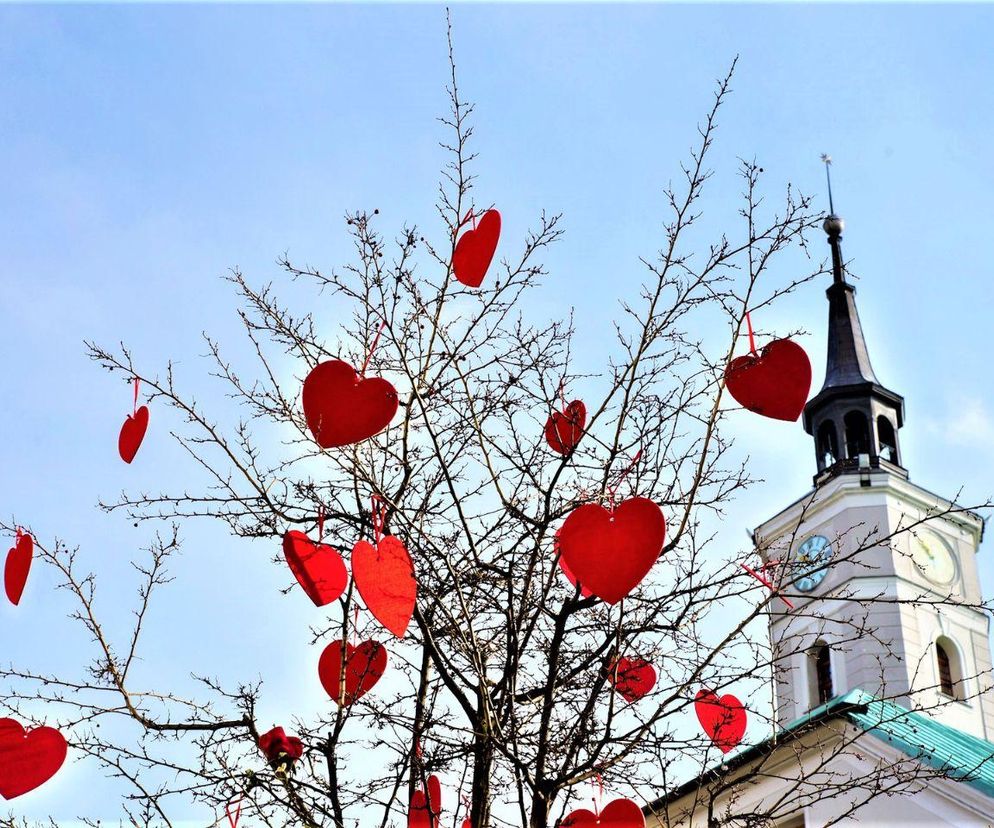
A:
[[753, 211, 994, 739]]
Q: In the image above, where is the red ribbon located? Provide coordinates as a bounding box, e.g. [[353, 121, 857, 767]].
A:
[[359, 319, 387, 378], [607, 449, 643, 511], [132, 377, 141, 415], [318, 505, 325, 542], [226, 794, 242, 828], [744, 311, 757, 356], [740, 560, 795, 610], [370, 495, 386, 545]]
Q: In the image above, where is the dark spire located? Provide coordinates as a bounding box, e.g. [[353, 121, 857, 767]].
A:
[[803, 160, 906, 483]]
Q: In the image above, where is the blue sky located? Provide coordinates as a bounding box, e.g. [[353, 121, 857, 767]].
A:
[[1, 3, 993, 824]]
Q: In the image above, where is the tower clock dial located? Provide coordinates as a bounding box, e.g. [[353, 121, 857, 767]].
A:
[[911, 530, 956, 586], [792, 535, 833, 592]]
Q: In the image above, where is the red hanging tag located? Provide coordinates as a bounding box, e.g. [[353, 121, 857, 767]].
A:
[[360, 319, 387, 378]]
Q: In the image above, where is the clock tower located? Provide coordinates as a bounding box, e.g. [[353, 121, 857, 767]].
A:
[[753, 212, 994, 739]]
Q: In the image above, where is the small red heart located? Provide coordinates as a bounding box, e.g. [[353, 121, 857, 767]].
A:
[[4, 534, 33, 606], [408, 773, 442, 828], [352, 536, 417, 638], [452, 209, 501, 288], [561, 798, 645, 827], [724, 338, 811, 422], [282, 531, 348, 607], [0, 718, 68, 799], [554, 530, 592, 598], [607, 656, 656, 703], [118, 405, 149, 463], [318, 640, 387, 707], [694, 688, 747, 754], [557, 498, 666, 604], [302, 360, 398, 449], [545, 400, 586, 455]]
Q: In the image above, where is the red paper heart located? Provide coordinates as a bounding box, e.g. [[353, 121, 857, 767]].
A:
[[352, 536, 417, 638], [0, 718, 67, 800], [318, 640, 387, 707], [408, 773, 442, 828], [607, 656, 656, 703], [283, 531, 348, 607], [561, 798, 645, 827], [118, 405, 149, 463], [452, 209, 501, 288], [695, 688, 747, 754], [554, 530, 592, 598], [545, 400, 586, 455], [724, 338, 811, 422], [302, 360, 398, 448], [4, 534, 33, 606], [557, 498, 666, 604]]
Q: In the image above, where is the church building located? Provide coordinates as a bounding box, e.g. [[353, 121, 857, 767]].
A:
[[646, 212, 994, 826]]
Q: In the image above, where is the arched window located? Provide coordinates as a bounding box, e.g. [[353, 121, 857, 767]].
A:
[[877, 416, 898, 463], [817, 420, 839, 469], [844, 411, 870, 459], [809, 643, 834, 706], [936, 636, 963, 699]]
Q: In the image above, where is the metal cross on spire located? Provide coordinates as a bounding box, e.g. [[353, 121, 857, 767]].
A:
[[821, 153, 835, 215]]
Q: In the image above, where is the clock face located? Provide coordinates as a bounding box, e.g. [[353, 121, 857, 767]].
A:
[[792, 535, 833, 593], [912, 530, 956, 586]]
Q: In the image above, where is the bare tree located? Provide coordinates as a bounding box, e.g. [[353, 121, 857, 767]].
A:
[[2, 24, 991, 828]]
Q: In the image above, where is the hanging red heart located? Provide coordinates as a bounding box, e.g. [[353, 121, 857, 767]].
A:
[[318, 640, 387, 706], [557, 498, 666, 605], [408, 773, 442, 828], [282, 530, 348, 607], [694, 688, 747, 754], [545, 400, 586, 455], [118, 405, 150, 464], [724, 338, 811, 422], [4, 533, 33, 606], [561, 798, 645, 827], [452, 209, 501, 288], [607, 656, 656, 703], [352, 536, 417, 638], [302, 360, 398, 448], [555, 530, 592, 598], [0, 718, 67, 800]]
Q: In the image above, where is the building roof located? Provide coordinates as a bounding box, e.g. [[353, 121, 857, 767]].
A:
[[646, 689, 994, 814]]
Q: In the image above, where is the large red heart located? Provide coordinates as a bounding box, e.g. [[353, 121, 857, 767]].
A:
[[408, 773, 442, 828], [452, 209, 501, 288], [118, 405, 149, 463], [607, 656, 656, 703], [695, 688, 747, 754], [302, 360, 398, 448], [561, 798, 645, 827], [282, 531, 348, 607], [724, 338, 811, 422], [4, 534, 33, 606], [318, 640, 387, 707], [554, 530, 592, 598], [352, 536, 417, 638], [0, 718, 67, 800], [557, 498, 666, 605], [545, 400, 586, 455]]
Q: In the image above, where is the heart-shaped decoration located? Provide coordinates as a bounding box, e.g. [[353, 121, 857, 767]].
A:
[[561, 798, 645, 827], [724, 338, 811, 422], [607, 656, 656, 703], [352, 536, 417, 638], [0, 718, 68, 800], [695, 688, 747, 754], [557, 498, 666, 604], [318, 640, 387, 707], [408, 773, 442, 828], [545, 400, 586, 455], [118, 405, 150, 463], [302, 360, 398, 449], [452, 209, 501, 288], [4, 533, 33, 606], [283, 531, 348, 607]]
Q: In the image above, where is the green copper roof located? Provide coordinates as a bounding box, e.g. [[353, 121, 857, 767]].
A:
[[647, 689, 994, 813]]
